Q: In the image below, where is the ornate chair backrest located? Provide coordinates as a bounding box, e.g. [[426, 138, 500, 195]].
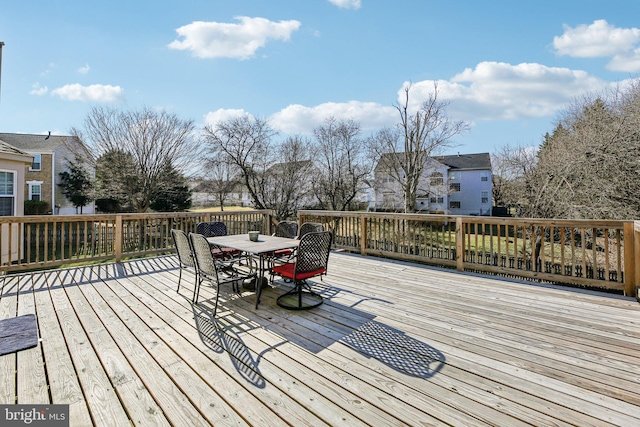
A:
[[171, 229, 195, 268], [275, 221, 299, 239], [188, 232, 220, 280], [295, 231, 332, 277], [298, 222, 324, 239], [196, 221, 228, 238]]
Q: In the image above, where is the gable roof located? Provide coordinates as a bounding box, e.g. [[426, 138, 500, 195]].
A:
[[433, 152, 491, 170], [0, 139, 34, 164], [0, 132, 83, 153], [376, 152, 492, 171]]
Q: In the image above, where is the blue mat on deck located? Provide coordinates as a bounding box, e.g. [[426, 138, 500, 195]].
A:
[[0, 314, 39, 356]]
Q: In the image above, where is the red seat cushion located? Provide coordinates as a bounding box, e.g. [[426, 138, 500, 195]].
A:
[[274, 249, 293, 256], [264, 248, 293, 258], [272, 263, 326, 280], [212, 247, 241, 259]]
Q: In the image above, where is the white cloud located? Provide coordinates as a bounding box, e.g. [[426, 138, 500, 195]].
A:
[[553, 20, 640, 57], [168, 16, 301, 60], [78, 63, 90, 74], [204, 108, 254, 126], [405, 61, 613, 121], [50, 83, 124, 103], [553, 20, 640, 72], [269, 101, 396, 134], [207, 61, 622, 137], [29, 83, 48, 96], [607, 48, 640, 72], [327, 0, 362, 10]]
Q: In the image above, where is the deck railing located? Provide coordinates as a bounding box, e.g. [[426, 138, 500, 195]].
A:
[[0, 210, 272, 273], [298, 210, 640, 297]]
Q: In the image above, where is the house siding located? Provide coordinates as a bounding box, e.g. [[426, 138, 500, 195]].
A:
[[447, 169, 493, 215], [25, 152, 53, 210], [373, 152, 492, 215], [0, 155, 31, 264]]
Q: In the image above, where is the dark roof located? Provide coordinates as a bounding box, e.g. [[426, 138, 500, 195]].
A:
[[377, 152, 491, 171], [0, 132, 82, 152], [433, 152, 491, 170]]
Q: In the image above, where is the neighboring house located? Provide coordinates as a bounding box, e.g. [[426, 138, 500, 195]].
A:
[[372, 152, 493, 215], [190, 178, 252, 208], [0, 139, 33, 264], [0, 133, 95, 215]]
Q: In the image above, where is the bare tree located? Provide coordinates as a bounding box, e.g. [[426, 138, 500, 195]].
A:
[[312, 117, 372, 211], [78, 106, 198, 212], [508, 78, 640, 220], [370, 82, 469, 212], [262, 135, 314, 219], [490, 143, 538, 215], [202, 116, 277, 210], [201, 154, 241, 211]]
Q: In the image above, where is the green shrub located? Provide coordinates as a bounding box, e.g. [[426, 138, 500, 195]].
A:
[[24, 200, 50, 215], [95, 198, 122, 213]]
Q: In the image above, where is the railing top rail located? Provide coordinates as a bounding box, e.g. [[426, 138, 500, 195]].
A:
[[0, 209, 272, 224], [297, 210, 633, 228]]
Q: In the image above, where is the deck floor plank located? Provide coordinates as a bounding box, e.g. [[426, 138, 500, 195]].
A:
[[47, 269, 132, 426], [35, 271, 92, 425], [325, 268, 640, 401], [0, 274, 19, 404], [15, 273, 48, 404], [78, 267, 256, 427], [119, 260, 353, 427], [1, 252, 639, 427]]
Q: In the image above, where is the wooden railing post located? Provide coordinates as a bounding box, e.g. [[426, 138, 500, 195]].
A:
[[635, 221, 640, 301], [115, 215, 123, 263], [360, 213, 367, 256], [623, 221, 636, 297], [456, 217, 464, 271]]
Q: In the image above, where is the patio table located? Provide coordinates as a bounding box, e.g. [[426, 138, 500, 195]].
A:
[[206, 234, 299, 309]]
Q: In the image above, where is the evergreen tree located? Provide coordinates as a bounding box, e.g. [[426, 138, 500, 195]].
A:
[[58, 157, 93, 213], [149, 162, 192, 212]]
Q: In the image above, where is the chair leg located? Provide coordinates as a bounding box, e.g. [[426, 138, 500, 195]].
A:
[[177, 267, 183, 292], [193, 276, 201, 304], [212, 284, 220, 316]]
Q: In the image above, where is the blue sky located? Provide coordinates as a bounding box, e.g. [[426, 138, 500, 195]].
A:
[[1, 0, 639, 155]]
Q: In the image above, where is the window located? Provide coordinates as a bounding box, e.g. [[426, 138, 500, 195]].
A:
[[0, 171, 15, 216], [30, 154, 42, 171], [481, 172, 489, 182], [481, 191, 489, 204], [429, 172, 443, 186], [449, 201, 461, 209], [437, 197, 444, 203], [429, 197, 436, 203], [29, 183, 42, 201], [450, 182, 461, 192]]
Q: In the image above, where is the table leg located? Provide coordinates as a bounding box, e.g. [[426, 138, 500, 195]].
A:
[[255, 255, 266, 309]]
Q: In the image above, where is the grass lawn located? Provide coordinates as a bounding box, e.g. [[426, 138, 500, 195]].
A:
[[188, 206, 254, 212]]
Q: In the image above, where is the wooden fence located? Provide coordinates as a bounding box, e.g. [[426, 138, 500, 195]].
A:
[[2, 209, 638, 297], [0, 210, 272, 273], [299, 210, 640, 297]]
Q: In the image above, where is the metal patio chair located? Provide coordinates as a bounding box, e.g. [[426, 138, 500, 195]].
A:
[[189, 232, 256, 314], [171, 229, 197, 294], [271, 230, 332, 310]]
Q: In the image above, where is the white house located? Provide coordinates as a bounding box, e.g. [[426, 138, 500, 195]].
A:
[[372, 152, 493, 215]]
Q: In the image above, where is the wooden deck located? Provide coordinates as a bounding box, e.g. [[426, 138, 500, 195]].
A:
[[1, 252, 639, 426]]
